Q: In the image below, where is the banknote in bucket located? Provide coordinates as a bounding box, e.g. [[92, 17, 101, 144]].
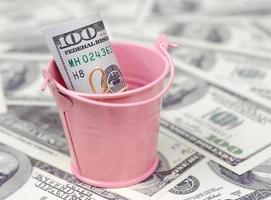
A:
[[43, 13, 127, 94]]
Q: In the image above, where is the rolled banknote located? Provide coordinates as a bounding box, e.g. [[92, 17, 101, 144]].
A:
[[43, 13, 127, 94]]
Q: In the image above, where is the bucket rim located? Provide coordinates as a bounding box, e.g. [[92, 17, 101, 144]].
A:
[[42, 42, 175, 108], [47, 41, 170, 99]]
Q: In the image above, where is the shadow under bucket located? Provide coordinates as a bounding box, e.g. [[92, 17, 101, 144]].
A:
[[41, 35, 176, 188]]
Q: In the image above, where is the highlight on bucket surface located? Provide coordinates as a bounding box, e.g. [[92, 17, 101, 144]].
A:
[[43, 13, 127, 94], [41, 13, 177, 188]]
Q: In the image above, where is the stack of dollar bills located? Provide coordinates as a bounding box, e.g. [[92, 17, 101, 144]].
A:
[[0, 0, 271, 199]]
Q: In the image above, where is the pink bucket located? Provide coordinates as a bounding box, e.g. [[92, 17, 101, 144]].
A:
[[41, 35, 176, 188]]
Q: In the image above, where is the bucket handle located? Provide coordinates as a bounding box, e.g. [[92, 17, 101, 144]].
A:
[[41, 35, 177, 108], [41, 69, 73, 112]]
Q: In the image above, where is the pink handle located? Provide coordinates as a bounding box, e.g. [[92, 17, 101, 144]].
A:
[[41, 69, 73, 112], [41, 36, 176, 109]]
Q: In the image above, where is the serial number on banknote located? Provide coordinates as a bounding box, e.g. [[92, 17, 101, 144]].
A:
[[67, 45, 114, 68]]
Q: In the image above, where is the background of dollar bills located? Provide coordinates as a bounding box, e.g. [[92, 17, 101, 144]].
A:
[[1, 0, 271, 200]]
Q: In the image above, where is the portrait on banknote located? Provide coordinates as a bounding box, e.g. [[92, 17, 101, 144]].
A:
[[0, 144, 32, 199]]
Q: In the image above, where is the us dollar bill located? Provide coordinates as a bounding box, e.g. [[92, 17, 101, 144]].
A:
[[0, 105, 207, 200], [0, 57, 54, 105], [43, 13, 126, 93], [112, 17, 271, 56], [0, 0, 72, 35], [61, 0, 143, 21], [0, 105, 71, 172], [134, 19, 271, 53], [149, 0, 271, 18], [0, 142, 129, 200], [159, 158, 271, 200], [160, 67, 271, 175], [169, 42, 271, 107], [126, 131, 206, 199], [0, 30, 51, 54], [0, 106, 68, 154]]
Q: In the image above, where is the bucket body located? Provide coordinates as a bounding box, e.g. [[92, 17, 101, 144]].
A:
[[67, 94, 161, 187], [42, 35, 175, 188]]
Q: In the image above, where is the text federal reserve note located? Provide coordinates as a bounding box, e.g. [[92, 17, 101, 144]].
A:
[[43, 13, 126, 94]]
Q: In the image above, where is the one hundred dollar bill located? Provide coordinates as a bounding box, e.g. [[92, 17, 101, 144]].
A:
[[135, 19, 271, 53], [0, 105, 206, 200], [160, 157, 271, 200], [149, 0, 271, 18], [0, 0, 71, 35], [0, 142, 128, 200], [170, 43, 271, 107], [111, 17, 271, 56], [160, 68, 271, 175], [0, 57, 54, 105], [43, 13, 127, 94], [124, 130, 206, 199]]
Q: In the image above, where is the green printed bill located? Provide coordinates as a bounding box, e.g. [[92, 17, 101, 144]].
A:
[[43, 13, 126, 94], [160, 158, 271, 200], [160, 67, 271, 175]]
